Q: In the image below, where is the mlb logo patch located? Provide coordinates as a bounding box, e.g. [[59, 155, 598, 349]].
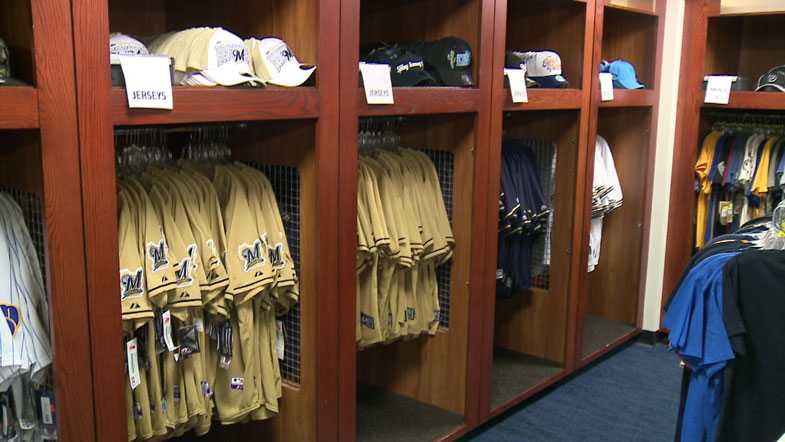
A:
[[230, 377, 244, 391]]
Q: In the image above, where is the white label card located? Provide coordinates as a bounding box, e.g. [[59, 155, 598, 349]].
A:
[[40, 396, 53, 425], [359, 63, 394, 105], [276, 320, 285, 361], [704, 75, 735, 105], [119, 55, 173, 110], [505, 68, 529, 103], [126, 338, 141, 390], [162, 310, 176, 352], [599, 73, 614, 101]]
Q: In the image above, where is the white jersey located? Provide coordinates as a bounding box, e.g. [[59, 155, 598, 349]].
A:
[[0, 194, 52, 391]]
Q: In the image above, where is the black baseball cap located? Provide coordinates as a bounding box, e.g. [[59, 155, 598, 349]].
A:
[[364, 45, 437, 87], [756, 66, 785, 92], [421, 37, 473, 87]]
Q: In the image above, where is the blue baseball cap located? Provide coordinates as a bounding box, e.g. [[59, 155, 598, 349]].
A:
[[600, 60, 644, 89]]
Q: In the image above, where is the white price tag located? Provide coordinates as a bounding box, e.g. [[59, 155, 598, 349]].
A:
[[359, 63, 394, 105], [126, 338, 141, 390], [276, 320, 285, 361], [704, 75, 735, 105], [119, 55, 173, 110], [505, 68, 529, 103], [40, 396, 53, 425], [600, 73, 614, 101], [162, 310, 176, 352]]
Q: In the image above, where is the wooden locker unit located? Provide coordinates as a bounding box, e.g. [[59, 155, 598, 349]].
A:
[[68, 0, 341, 440], [664, 1, 785, 310], [337, 0, 495, 440], [0, 1, 96, 441], [575, 0, 664, 367], [479, 0, 597, 423]]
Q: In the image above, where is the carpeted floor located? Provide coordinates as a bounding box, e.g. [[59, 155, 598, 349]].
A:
[[465, 342, 681, 442]]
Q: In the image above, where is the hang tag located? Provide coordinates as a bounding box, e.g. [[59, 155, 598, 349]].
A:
[[162, 310, 176, 352], [359, 63, 394, 105], [504, 68, 529, 103], [719, 201, 733, 225], [40, 396, 53, 426], [126, 338, 141, 390], [119, 55, 173, 110], [276, 320, 285, 361], [704, 75, 735, 105], [599, 73, 614, 101]]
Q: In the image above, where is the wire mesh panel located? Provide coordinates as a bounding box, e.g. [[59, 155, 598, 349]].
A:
[[249, 163, 302, 385], [422, 149, 453, 328], [529, 141, 557, 291], [0, 189, 47, 286]]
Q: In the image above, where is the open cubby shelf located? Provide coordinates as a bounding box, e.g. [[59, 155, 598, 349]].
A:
[[357, 87, 480, 116], [111, 87, 320, 125], [702, 91, 785, 110], [604, 0, 657, 16], [704, 14, 785, 84], [599, 89, 656, 108], [601, 6, 658, 90], [0, 87, 39, 129], [581, 315, 637, 359], [501, 89, 583, 111], [490, 349, 564, 408]]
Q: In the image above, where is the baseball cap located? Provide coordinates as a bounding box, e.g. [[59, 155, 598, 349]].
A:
[[600, 59, 644, 89], [756, 66, 785, 92], [109, 33, 149, 63], [151, 28, 263, 87], [504, 51, 541, 88], [245, 37, 315, 87], [509, 50, 568, 88], [363, 45, 436, 87], [420, 37, 473, 87], [0, 38, 23, 86]]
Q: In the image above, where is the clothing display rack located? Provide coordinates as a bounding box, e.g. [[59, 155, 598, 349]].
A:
[[0, 0, 665, 441]]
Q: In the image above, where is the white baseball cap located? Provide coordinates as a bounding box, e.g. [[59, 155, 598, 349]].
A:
[[245, 37, 315, 87], [109, 33, 149, 64], [520, 50, 568, 88]]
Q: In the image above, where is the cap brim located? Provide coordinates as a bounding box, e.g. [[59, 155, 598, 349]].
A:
[[531, 75, 568, 88], [268, 64, 316, 87], [394, 70, 437, 87], [614, 78, 644, 89], [200, 67, 264, 87], [434, 68, 473, 87], [755, 83, 785, 92], [0, 77, 27, 87]]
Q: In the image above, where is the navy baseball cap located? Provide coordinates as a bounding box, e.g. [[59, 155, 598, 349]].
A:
[[756, 66, 785, 92], [363, 45, 437, 87], [0, 38, 23, 86], [600, 59, 644, 89]]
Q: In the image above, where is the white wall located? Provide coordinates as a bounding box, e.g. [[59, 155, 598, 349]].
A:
[[642, 0, 685, 331]]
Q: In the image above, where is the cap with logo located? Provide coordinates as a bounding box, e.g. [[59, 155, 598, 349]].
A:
[[419, 37, 473, 87], [149, 27, 264, 87], [504, 51, 542, 88], [109, 33, 149, 61], [756, 66, 785, 92], [0, 38, 23, 86], [507, 50, 568, 89], [363, 45, 436, 87], [600, 59, 644, 89], [245, 37, 315, 87]]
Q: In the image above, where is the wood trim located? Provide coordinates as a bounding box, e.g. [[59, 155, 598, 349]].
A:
[[0, 87, 39, 129], [500, 88, 584, 111], [69, 0, 125, 440], [356, 87, 481, 116], [598, 89, 657, 108], [32, 1, 97, 440], [604, 0, 658, 16], [111, 87, 320, 125], [702, 91, 785, 110]]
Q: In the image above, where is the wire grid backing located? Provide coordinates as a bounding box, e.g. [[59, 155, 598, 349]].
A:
[[422, 149, 453, 328], [247, 163, 302, 385], [0, 189, 47, 288], [529, 141, 558, 291]]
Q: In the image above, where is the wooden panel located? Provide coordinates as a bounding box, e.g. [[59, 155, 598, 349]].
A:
[[111, 87, 320, 125], [601, 7, 658, 88], [598, 88, 656, 107], [0, 0, 35, 84], [357, 88, 480, 116], [492, 111, 579, 364], [358, 114, 475, 416], [703, 16, 742, 75], [587, 107, 651, 325], [505, 0, 587, 87], [108, 0, 320, 66], [0, 87, 39, 129], [605, 0, 657, 15], [703, 91, 785, 110], [501, 88, 583, 111], [0, 131, 42, 193], [360, 0, 482, 81]]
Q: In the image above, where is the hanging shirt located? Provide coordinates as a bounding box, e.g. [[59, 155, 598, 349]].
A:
[[695, 132, 722, 248]]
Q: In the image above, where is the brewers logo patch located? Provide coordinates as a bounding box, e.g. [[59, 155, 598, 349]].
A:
[[0, 304, 20, 336], [239, 239, 265, 272], [174, 244, 198, 287], [120, 267, 145, 300], [147, 235, 169, 272]]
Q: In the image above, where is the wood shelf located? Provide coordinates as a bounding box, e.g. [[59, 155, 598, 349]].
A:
[[357, 87, 480, 117], [111, 86, 319, 126], [604, 0, 657, 16], [599, 89, 656, 108], [701, 91, 785, 110], [501, 88, 583, 111], [0, 87, 39, 129]]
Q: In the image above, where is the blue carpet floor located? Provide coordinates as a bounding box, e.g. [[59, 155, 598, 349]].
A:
[[465, 342, 681, 442]]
